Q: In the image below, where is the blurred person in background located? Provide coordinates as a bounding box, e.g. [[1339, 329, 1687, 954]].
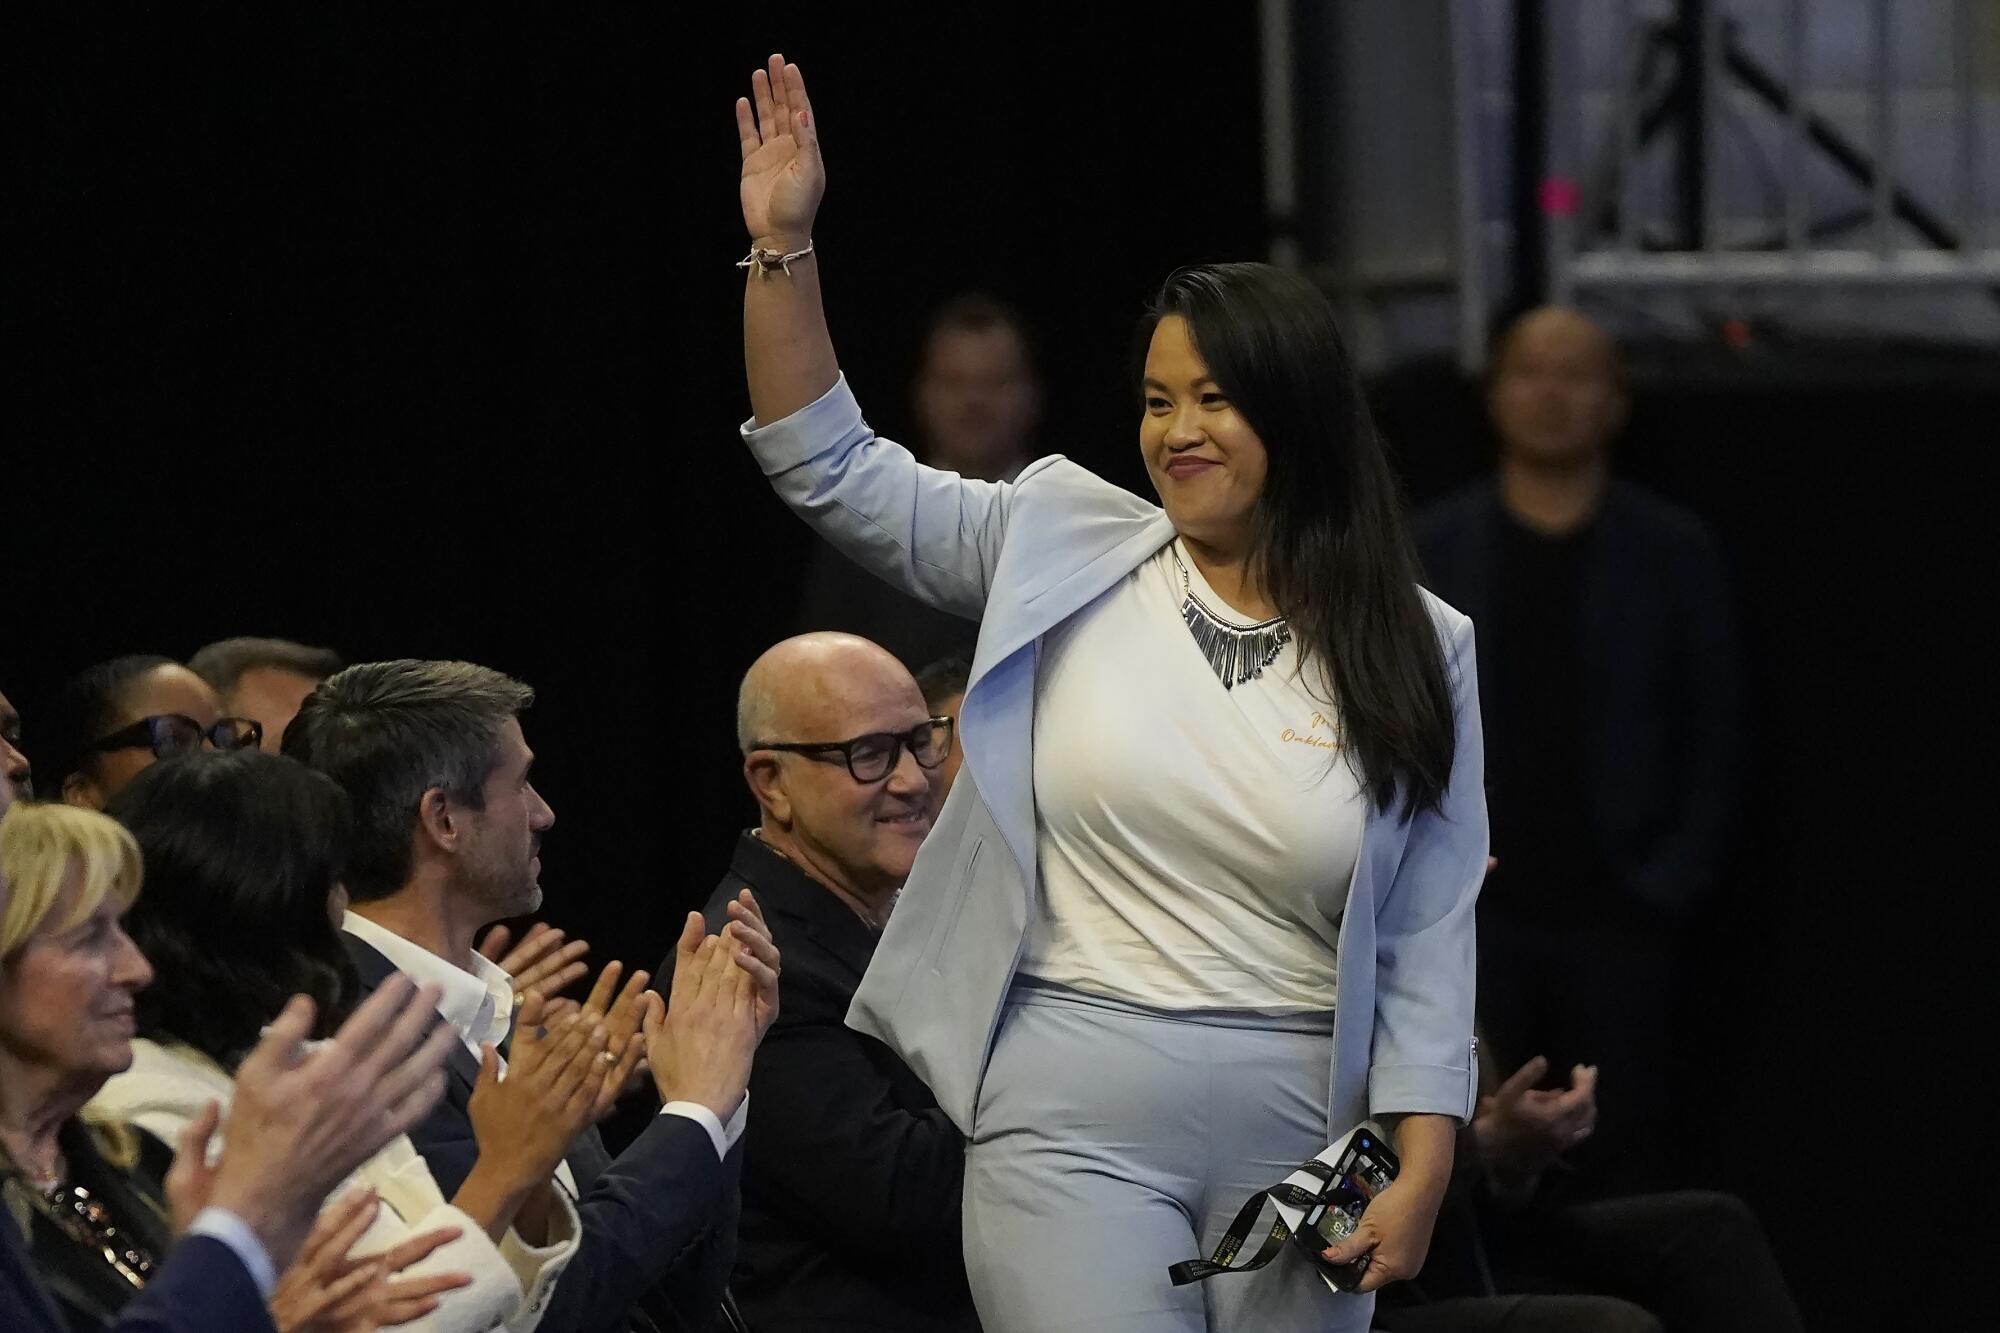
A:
[[793, 294, 1043, 670], [189, 637, 344, 754], [1416, 307, 1743, 1192], [37, 656, 260, 811], [667, 632, 975, 1332]]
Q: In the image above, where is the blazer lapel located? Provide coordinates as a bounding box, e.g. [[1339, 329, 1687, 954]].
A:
[[959, 509, 1177, 887]]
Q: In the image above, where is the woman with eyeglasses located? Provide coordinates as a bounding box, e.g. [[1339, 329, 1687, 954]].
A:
[[38, 656, 261, 810], [728, 58, 1486, 1333]]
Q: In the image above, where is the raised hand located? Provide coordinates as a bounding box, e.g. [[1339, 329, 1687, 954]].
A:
[[737, 53, 824, 248]]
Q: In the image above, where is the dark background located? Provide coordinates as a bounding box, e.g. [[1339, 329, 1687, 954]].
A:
[[7, 7, 1993, 1330]]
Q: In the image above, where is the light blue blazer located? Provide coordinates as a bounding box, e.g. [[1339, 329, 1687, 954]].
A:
[[746, 375, 1488, 1137]]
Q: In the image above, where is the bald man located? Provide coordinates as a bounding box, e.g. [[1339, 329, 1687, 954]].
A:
[[657, 633, 978, 1333], [1415, 308, 1743, 1195]]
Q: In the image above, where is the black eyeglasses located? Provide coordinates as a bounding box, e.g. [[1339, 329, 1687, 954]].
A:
[[752, 717, 955, 784], [89, 713, 263, 759]]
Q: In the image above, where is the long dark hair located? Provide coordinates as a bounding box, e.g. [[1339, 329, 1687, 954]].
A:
[[1142, 263, 1454, 818], [107, 749, 358, 1064]]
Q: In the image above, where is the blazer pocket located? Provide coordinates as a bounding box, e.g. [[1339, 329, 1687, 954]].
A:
[[927, 837, 984, 975]]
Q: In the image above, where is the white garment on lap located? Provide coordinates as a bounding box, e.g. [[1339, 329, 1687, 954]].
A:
[[1022, 539, 1365, 1014]]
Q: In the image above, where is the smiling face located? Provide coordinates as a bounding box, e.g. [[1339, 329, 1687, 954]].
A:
[[1141, 315, 1270, 556], [743, 636, 935, 899], [0, 862, 153, 1092]]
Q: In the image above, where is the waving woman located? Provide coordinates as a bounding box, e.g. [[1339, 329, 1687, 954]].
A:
[[731, 55, 1487, 1333]]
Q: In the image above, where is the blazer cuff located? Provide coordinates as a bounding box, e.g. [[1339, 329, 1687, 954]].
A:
[[741, 374, 863, 476], [500, 1190, 580, 1328], [1368, 1062, 1479, 1124], [186, 1207, 277, 1297]]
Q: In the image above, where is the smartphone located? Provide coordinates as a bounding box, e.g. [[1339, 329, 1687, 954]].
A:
[[1300, 1129, 1401, 1290]]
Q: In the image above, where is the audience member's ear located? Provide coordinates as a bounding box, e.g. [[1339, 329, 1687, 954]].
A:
[[743, 754, 792, 825], [414, 787, 461, 852]]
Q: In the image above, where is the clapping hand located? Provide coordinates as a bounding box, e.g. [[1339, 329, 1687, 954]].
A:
[[721, 888, 781, 1039], [568, 960, 659, 1119], [208, 977, 457, 1270], [269, 1189, 469, 1333], [1471, 1055, 1600, 1196], [477, 922, 590, 1024], [644, 914, 759, 1120]]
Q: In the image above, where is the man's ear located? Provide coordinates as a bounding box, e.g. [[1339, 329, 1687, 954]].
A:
[[414, 787, 460, 855], [744, 754, 792, 826]]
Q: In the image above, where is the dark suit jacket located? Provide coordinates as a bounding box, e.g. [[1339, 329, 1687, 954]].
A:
[[343, 932, 741, 1333], [2, 1210, 275, 1333], [655, 834, 979, 1333], [1416, 480, 1743, 919]]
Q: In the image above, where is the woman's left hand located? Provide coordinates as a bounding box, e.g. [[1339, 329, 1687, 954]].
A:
[[1318, 1176, 1448, 1294]]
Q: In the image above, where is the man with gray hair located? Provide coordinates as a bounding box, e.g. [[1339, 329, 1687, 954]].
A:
[[189, 635, 344, 753], [658, 633, 977, 1332], [286, 659, 780, 1332]]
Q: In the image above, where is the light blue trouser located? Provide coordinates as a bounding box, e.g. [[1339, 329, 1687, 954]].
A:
[[963, 982, 1373, 1333]]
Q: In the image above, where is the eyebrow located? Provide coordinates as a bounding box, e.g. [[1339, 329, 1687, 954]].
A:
[[1142, 376, 1218, 391]]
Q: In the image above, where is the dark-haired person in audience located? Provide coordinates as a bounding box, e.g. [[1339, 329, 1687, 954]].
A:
[[913, 653, 970, 822], [1, 686, 30, 815], [285, 658, 779, 1333], [662, 633, 976, 1333], [92, 749, 638, 1332], [0, 799, 464, 1333], [188, 637, 344, 754], [1416, 307, 1743, 1190], [38, 656, 260, 810], [793, 294, 1043, 669]]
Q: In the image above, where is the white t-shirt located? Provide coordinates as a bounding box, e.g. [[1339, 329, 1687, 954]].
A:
[[1021, 539, 1367, 1013]]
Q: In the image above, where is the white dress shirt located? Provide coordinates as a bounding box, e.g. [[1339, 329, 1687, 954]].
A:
[[341, 911, 747, 1160]]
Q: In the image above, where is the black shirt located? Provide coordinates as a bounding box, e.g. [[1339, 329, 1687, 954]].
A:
[[1484, 511, 1612, 917]]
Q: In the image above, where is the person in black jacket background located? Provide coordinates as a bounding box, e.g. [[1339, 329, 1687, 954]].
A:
[[1415, 308, 1743, 1193], [660, 632, 977, 1333]]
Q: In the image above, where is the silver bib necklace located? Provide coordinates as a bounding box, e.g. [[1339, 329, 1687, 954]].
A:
[[1173, 543, 1291, 689]]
